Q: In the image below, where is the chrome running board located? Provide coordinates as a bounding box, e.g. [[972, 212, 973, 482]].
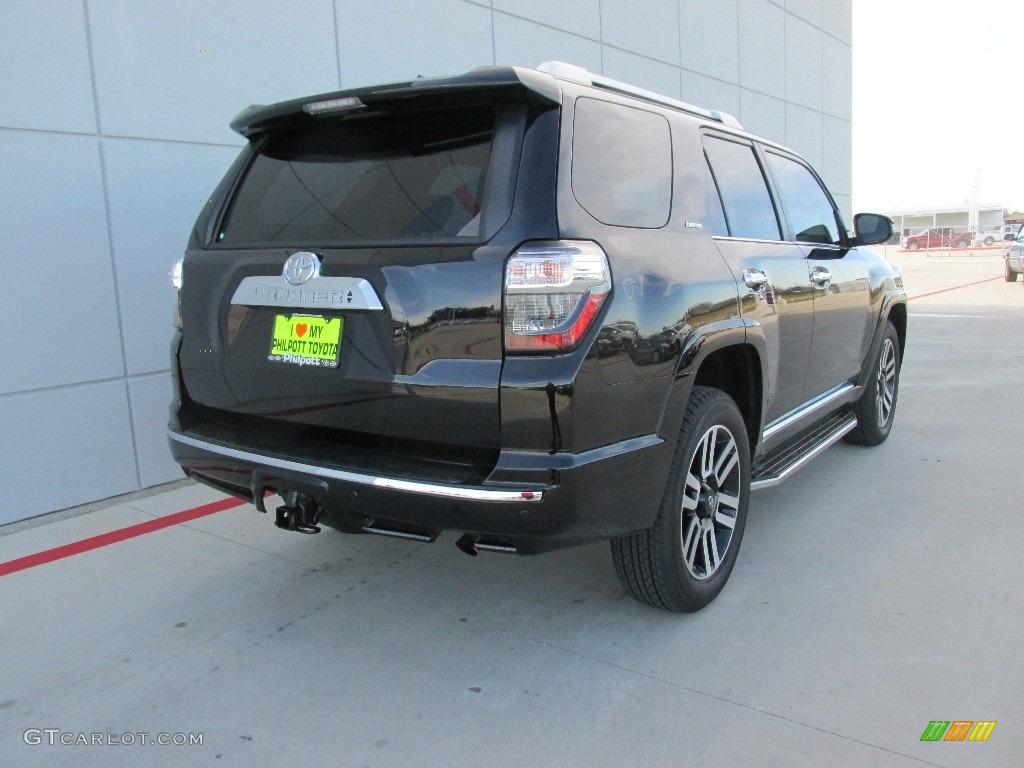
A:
[[751, 411, 858, 490]]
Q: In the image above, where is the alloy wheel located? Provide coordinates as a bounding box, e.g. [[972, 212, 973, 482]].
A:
[[875, 338, 897, 428], [680, 425, 742, 580]]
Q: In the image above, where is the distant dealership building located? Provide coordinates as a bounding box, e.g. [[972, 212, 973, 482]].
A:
[[884, 204, 1011, 245]]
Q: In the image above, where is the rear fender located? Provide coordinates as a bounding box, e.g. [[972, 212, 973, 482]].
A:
[[656, 319, 765, 445]]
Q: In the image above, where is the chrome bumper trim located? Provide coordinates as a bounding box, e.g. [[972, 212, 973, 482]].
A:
[[169, 431, 544, 503]]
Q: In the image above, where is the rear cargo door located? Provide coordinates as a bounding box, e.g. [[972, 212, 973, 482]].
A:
[[178, 103, 527, 453]]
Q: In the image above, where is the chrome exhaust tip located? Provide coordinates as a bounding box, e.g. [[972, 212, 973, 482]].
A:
[[455, 533, 479, 556]]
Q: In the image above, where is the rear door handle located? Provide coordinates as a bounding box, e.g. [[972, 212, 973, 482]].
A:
[[742, 268, 768, 291], [810, 266, 832, 286]]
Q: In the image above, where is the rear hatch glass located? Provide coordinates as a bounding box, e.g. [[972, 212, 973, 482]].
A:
[[216, 106, 496, 245]]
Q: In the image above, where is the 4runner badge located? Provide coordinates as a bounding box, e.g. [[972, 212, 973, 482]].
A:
[[283, 252, 320, 286]]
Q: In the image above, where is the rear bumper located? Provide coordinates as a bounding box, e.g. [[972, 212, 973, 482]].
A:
[[168, 428, 667, 554]]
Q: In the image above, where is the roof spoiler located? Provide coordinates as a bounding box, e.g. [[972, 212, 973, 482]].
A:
[[229, 66, 562, 138]]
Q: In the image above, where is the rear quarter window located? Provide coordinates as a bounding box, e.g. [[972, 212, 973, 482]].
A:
[[570, 98, 672, 229]]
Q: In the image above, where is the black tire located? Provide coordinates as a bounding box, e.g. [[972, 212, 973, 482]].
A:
[[1005, 261, 1018, 282], [845, 321, 901, 446], [908, 242, 920, 250], [984, 236, 995, 246], [610, 386, 750, 612]]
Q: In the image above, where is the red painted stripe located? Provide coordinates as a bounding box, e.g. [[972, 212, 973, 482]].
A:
[[0, 497, 245, 577], [907, 275, 1001, 301]]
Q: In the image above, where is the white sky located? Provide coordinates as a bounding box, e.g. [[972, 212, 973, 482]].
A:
[[852, 0, 1024, 213]]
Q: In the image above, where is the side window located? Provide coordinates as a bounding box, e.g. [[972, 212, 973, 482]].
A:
[[571, 98, 672, 228], [703, 135, 781, 241], [764, 152, 842, 245], [702, 155, 729, 237]]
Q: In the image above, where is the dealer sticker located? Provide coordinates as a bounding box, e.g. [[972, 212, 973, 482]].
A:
[[268, 314, 342, 368]]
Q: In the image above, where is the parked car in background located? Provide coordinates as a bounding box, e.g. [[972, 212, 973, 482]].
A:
[[977, 228, 1000, 247], [903, 227, 972, 250], [1005, 225, 1024, 282]]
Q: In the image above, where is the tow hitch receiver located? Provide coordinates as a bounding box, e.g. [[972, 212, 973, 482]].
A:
[[274, 491, 324, 534]]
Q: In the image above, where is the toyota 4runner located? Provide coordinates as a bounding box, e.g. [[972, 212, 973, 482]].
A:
[[168, 62, 906, 612]]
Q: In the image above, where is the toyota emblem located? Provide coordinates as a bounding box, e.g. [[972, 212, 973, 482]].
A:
[[283, 252, 320, 286]]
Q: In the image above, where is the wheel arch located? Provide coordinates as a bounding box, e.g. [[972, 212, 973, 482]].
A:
[[691, 345, 763, 455], [887, 300, 908, 360], [658, 321, 765, 455], [856, 293, 907, 390]]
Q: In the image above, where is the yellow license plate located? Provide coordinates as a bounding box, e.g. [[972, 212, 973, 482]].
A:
[[268, 314, 342, 368]]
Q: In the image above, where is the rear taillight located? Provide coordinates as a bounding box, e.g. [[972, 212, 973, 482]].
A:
[[503, 241, 611, 353], [171, 258, 183, 330]]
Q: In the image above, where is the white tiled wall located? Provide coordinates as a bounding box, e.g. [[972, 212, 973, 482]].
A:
[[738, 0, 787, 100], [493, 13, 603, 71], [103, 139, 242, 375], [680, 70, 741, 121], [785, 14, 824, 112], [739, 89, 788, 144], [603, 48, 682, 99], [0, 0, 96, 134], [680, 0, 739, 84], [822, 35, 853, 121], [602, 0, 681, 66], [787, 102, 825, 170], [0, 0, 853, 523], [87, 0, 339, 145], [0, 384, 138, 523], [494, 0, 602, 40], [0, 130, 123, 394], [337, 0, 494, 88], [127, 373, 180, 488]]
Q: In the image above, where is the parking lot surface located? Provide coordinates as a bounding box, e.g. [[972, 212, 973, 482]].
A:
[[1, 255, 1021, 767]]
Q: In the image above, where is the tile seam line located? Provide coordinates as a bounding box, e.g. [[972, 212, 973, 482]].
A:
[[491, 8, 685, 68], [331, 0, 343, 89], [0, 124, 243, 150], [490, 625, 952, 768], [80, 0, 141, 488], [490, 4, 497, 67], [488, 3, 848, 53], [0, 370, 171, 401]]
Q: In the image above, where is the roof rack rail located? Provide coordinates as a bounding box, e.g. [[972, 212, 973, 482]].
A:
[[536, 60, 743, 130]]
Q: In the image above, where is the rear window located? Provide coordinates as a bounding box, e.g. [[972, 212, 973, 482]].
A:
[[217, 106, 499, 244]]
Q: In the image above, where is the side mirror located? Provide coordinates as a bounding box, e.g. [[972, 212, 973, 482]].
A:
[[1005, 233, 1018, 242], [853, 213, 893, 246]]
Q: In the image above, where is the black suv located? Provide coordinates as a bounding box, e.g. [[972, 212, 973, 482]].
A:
[[169, 62, 905, 612]]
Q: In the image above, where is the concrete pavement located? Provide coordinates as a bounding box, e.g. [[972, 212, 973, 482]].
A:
[[1, 254, 1021, 767]]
